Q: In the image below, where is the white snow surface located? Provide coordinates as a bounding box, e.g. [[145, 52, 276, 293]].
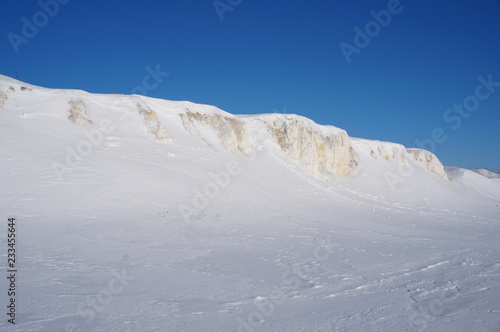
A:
[[471, 168, 500, 181], [1, 75, 499, 331], [407, 148, 452, 181]]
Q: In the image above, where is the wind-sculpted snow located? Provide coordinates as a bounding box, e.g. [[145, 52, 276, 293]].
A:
[[407, 148, 452, 181]]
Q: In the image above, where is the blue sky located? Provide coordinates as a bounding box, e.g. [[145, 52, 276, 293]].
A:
[[1, 0, 499, 170]]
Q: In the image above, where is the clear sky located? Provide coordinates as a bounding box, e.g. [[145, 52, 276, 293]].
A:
[[1, 0, 499, 170]]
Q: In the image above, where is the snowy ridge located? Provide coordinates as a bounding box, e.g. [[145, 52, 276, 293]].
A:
[[0, 75, 451, 182], [471, 168, 500, 181]]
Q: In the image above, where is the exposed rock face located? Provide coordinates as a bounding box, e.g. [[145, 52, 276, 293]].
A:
[[68, 99, 93, 125], [179, 111, 250, 155], [390, 148, 409, 167], [137, 104, 173, 143], [376, 144, 409, 166], [178, 111, 359, 179], [0, 89, 7, 109], [262, 116, 359, 178], [407, 148, 451, 181]]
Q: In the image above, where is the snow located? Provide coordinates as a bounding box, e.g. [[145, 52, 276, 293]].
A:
[[0, 75, 499, 331], [471, 168, 500, 181], [407, 149, 452, 181], [351, 138, 409, 167]]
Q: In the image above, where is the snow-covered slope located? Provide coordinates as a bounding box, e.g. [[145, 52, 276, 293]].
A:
[[1, 75, 499, 332], [407, 148, 452, 181], [0, 75, 451, 183], [471, 168, 500, 181]]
